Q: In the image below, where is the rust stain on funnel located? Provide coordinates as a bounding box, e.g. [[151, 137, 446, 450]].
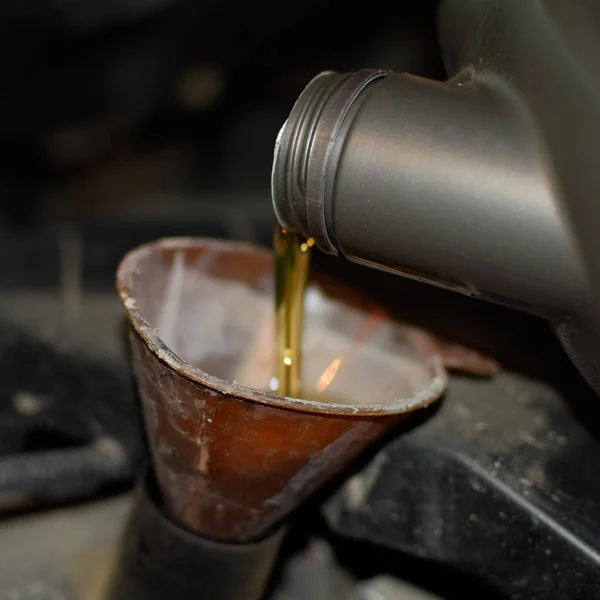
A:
[[116, 238, 497, 542]]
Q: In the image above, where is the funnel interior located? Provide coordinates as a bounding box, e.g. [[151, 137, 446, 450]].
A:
[[128, 240, 440, 407]]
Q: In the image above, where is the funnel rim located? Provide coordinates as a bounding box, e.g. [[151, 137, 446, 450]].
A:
[[116, 237, 447, 417]]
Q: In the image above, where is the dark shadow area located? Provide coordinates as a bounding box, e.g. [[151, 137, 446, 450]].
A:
[[265, 502, 507, 600]]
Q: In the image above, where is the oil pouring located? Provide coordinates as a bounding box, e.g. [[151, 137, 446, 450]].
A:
[[273, 226, 314, 397]]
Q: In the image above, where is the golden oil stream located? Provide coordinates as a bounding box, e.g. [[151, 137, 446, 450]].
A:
[[273, 226, 313, 397]]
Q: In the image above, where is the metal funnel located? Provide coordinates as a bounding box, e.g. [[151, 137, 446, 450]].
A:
[[116, 238, 496, 542]]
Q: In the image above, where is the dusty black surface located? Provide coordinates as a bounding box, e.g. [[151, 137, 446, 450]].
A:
[[323, 308, 600, 599]]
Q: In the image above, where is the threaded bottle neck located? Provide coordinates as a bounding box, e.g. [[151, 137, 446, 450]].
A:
[[271, 69, 390, 253], [271, 71, 351, 234]]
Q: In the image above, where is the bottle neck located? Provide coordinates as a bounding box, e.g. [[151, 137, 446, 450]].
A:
[[271, 69, 390, 254]]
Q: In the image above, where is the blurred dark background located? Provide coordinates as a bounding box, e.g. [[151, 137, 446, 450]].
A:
[[0, 0, 444, 231]]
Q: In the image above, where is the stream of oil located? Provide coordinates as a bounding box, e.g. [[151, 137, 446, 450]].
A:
[[273, 225, 313, 397]]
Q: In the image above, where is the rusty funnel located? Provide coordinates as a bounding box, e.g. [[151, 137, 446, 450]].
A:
[[116, 238, 496, 543]]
